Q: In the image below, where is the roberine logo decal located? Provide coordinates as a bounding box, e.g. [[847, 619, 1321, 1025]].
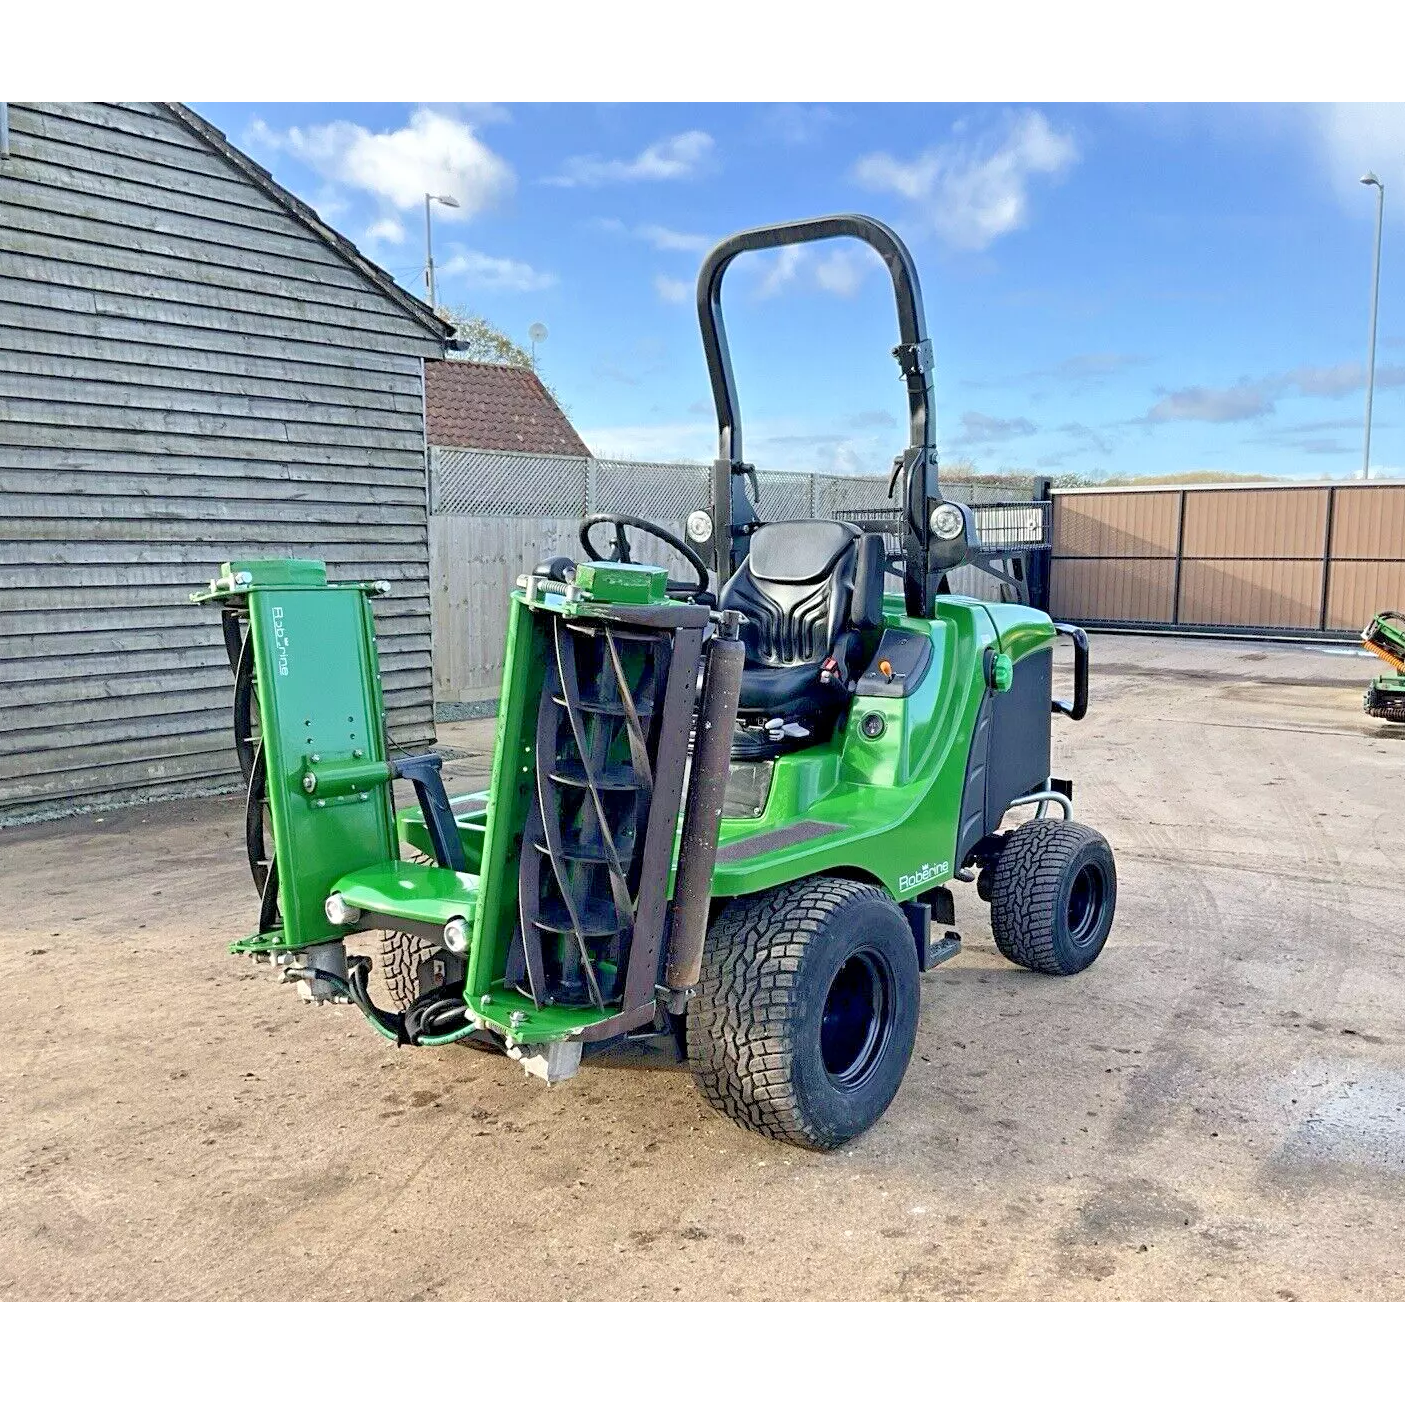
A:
[[898, 859, 950, 893], [270, 606, 290, 676]]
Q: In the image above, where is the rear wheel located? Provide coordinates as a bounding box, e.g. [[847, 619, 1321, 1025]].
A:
[[989, 819, 1116, 975], [687, 877, 920, 1150]]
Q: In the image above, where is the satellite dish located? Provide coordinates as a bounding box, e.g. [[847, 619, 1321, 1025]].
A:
[[528, 323, 548, 344]]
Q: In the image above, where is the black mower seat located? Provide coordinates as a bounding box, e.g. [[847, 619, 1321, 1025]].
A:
[[719, 520, 885, 719]]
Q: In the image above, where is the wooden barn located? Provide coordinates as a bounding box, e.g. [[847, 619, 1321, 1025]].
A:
[[0, 101, 448, 822]]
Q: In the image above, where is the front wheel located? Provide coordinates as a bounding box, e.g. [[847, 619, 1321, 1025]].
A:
[[687, 877, 920, 1150], [380, 928, 448, 1010], [989, 819, 1116, 975], [379, 929, 506, 1055]]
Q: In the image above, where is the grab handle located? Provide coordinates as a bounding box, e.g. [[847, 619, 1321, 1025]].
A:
[[1052, 623, 1089, 721]]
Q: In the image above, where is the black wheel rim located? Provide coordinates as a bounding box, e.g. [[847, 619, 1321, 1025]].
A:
[[1067, 862, 1106, 946], [820, 949, 893, 1090]]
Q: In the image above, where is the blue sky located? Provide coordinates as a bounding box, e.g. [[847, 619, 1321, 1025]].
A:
[[196, 102, 1405, 481]]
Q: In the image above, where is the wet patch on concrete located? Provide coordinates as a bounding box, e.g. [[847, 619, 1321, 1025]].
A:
[[1274, 1061, 1405, 1176]]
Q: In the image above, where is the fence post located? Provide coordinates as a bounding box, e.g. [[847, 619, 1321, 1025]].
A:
[[584, 455, 597, 515], [1029, 478, 1053, 612], [1171, 490, 1187, 625], [1319, 485, 1337, 632]]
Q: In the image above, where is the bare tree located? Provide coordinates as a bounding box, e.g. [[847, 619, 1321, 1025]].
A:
[[436, 306, 532, 368]]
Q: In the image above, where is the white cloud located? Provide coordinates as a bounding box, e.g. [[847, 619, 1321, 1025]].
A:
[[363, 216, 405, 245], [1146, 382, 1273, 424], [581, 414, 903, 475], [756, 246, 805, 298], [1145, 360, 1405, 424], [748, 245, 869, 299], [580, 419, 716, 462], [854, 110, 1078, 251], [548, 131, 714, 187], [637, 223, 712, 254], [813, 249, 864, 297], [758, 104, 839, 147], [1120, 104, 1404, 225], [593, 219, 712, 254], [456, 102, 513, 127], [653, 274, 690, 304], [957, 412, 1039, 444], [250, 108, 513, 218], [439, 247, 556, 293]]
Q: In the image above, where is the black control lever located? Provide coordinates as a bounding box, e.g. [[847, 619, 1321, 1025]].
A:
[[392, 753, 467, 870]]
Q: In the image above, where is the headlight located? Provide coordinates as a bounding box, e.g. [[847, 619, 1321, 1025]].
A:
[[930, 502, 966, 541], [443, 917, 470, 954], [686, 509, 713, 543], [324, 893, 361, 926]]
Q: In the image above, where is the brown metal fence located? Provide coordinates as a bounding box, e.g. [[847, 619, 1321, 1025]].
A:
[[1051, 483, 1405, 637]]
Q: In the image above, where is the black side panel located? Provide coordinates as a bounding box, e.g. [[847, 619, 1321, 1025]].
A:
[[985, 648, 1052, 831], [716, 819, 846, 863], [955, 691, 992, 867], [855, 628, 932, 699]]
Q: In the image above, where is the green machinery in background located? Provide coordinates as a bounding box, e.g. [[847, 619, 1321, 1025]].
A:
[[193, 215, 1117, 1149], [1361, 612, 1405, 723]]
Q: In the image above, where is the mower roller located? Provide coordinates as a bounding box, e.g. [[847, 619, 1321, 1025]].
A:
[[1361, 611, 1405, 723], [193, 214, 1117, 1149]]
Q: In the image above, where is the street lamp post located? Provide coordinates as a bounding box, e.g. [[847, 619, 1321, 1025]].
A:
[[424, 192, 460, 309], [1361, 173, 1385, 482]]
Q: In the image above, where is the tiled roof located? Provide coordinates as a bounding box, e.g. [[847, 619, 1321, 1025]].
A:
[[425, 360, 590, 457]]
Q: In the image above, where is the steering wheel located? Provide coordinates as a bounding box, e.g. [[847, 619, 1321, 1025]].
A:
[[578, 512, 710, 599]]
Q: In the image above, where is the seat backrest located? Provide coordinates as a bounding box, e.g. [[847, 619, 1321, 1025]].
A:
[[719, 522, 884, 667]]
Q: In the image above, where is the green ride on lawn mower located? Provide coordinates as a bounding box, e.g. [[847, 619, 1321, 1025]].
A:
[[1361, 612, 1405, 723], [193, 214, 1117, 1149]]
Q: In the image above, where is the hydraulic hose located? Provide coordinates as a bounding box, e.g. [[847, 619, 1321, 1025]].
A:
[[343, 956, 491, 1048]]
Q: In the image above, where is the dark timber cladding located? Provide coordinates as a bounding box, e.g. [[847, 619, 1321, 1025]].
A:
[[0, 102, 448, 821]]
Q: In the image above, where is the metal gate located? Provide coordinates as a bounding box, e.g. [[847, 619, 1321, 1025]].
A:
[[1050, 482, 1405, 639]]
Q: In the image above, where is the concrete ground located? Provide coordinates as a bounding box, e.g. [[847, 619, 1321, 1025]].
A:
[[2, 634, 1402, 1301]]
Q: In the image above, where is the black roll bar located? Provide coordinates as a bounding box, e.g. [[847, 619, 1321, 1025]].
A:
[[695, 213, 945, 617]]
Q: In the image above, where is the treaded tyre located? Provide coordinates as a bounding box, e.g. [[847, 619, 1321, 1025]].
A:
[[989, 819, 1116, 976], [380, 930, 506, 1055], [380, 930, 450, 1011], [687, 877, 920, 1150]]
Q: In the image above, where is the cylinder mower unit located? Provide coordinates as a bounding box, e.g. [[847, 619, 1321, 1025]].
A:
[[1361, 611, 1405, 723], [190, 213, 1118, 1150]]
